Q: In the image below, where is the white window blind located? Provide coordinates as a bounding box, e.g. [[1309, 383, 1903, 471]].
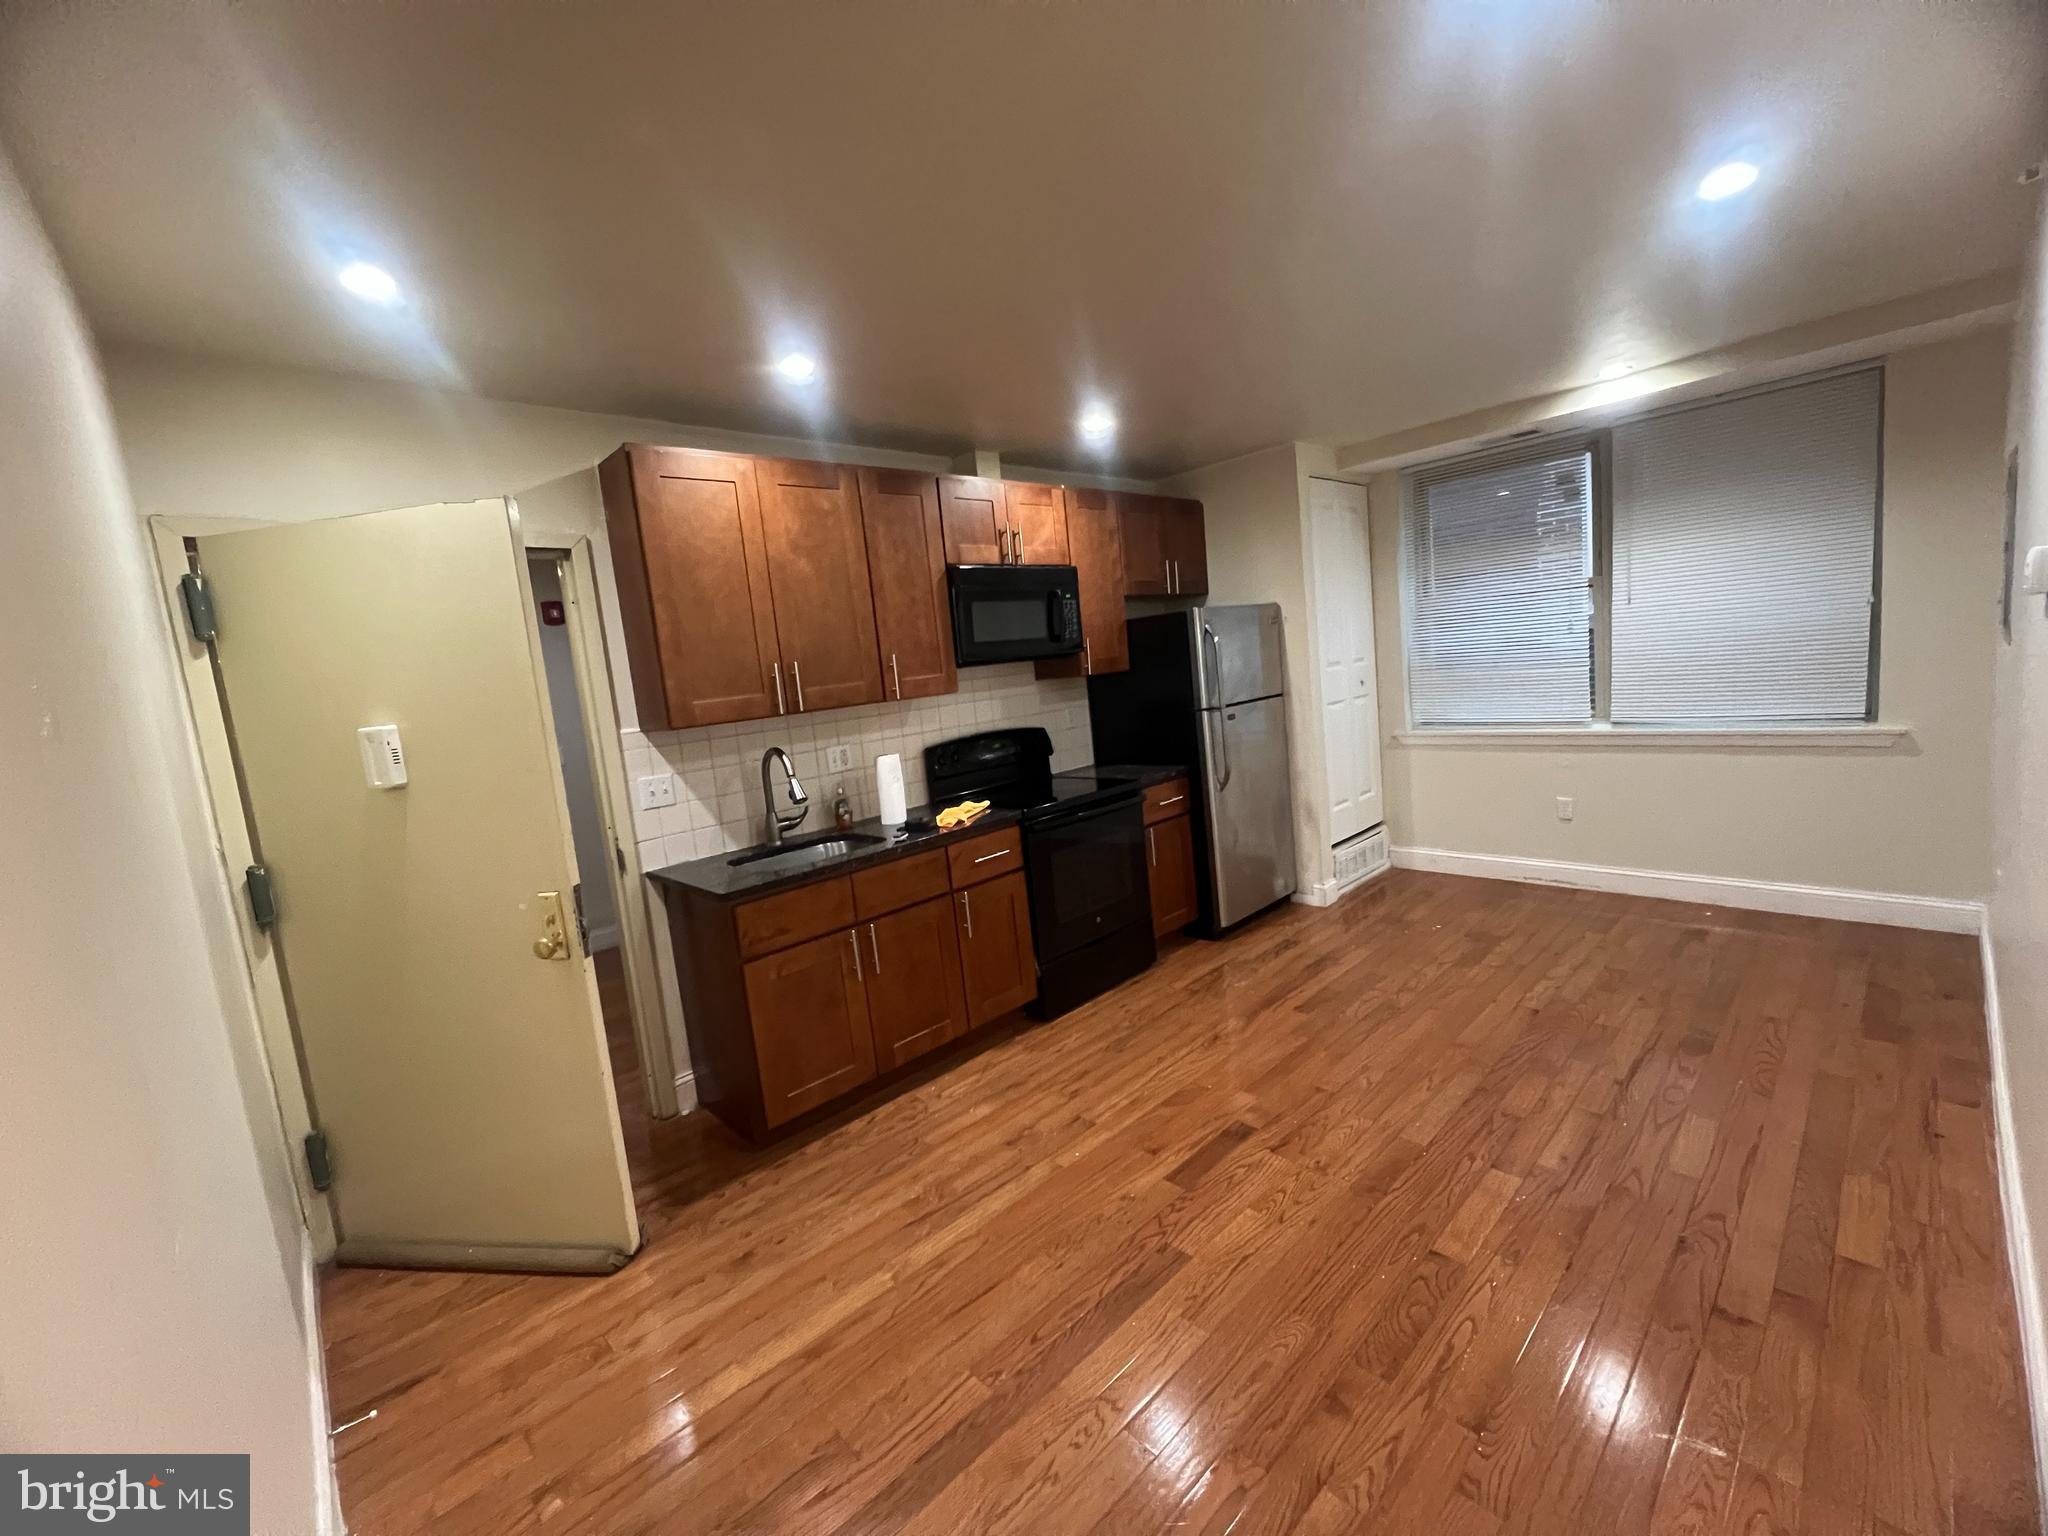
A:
[[1403, 449, 1594, 725], [1609, 369, 1879, 723]]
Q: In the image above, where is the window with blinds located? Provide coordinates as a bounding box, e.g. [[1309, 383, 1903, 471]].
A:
[[1403, 449, 1594, 725], [1398, 364, 1883, 730], [1609, 369, 1880, 722]]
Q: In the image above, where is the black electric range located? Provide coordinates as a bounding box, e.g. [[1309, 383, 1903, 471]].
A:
[[926, 729, 1157, 1018]]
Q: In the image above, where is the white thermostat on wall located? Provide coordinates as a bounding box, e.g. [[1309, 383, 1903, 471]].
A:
[[357, 724, 408, 789]]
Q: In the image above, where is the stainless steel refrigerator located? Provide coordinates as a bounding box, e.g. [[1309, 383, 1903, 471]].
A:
[[1087, 605, 1298, 932]]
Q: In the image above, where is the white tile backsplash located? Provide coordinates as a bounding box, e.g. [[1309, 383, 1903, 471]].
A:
[[630, 663, 1091, 869]]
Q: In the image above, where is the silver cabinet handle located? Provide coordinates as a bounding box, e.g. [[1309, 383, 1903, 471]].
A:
[[1009, 527, 1020, 563], [1158, 794, 1185, 808], [1148, 826, 1156, 866], [959, 890, 973, 938], [791, 659, 805, 711], [772, 661, 786, 715], [973, 848, 1011, 864], [1162, 555, 1171, 590], [1084, 638, 1093, 674], [868, 921, 881, 973], [890, 653, 902, 699], [850, 927, 861, 980]]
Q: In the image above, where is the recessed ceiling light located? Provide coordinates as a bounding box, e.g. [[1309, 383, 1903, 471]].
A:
[[337, 261, 400, 305], [773, 352, 819, 385], [1078, 403, 1117, 442], [1696, 161, 1760, 201], [1597, 362, 1634, 381]]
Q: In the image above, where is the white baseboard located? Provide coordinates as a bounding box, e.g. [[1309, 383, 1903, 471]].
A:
[[1292, 863, 1392, 909], [1980, 920, 2048, 1510], [1389, 845, 1984, 934], [674, 1070, 698, 1115]]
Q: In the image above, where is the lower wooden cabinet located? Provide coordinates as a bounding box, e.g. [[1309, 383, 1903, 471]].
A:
[[862, 895, 969, 1070], [1148, 813, 1198, 937], [664, 840, 1039, 1141], [742, 928, 877, 1128], [956, 871, 1037, 1025]]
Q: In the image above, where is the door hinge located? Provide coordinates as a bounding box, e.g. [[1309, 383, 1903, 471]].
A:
[[178, 571, 217, 644], [245, 864, 278, 930], [304, 1129, 334, 1193], [571, 882, 589, 953]]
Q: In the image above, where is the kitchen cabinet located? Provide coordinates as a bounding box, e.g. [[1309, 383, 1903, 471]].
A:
[[1144, 776, 1197, 937], [861, 896, 969, 1070], [755, 458, 886, 713], [938, 475, 1070, 565], [856, 468, 957, 702], [1004, 482, 1071, 565], [660, 831, 1037, 1141], [742, 928, 876, 1127], [956, 871, 1036, 1025], [600, 445, 783, 728], [1036, 486, 1129, 680], [1117, 493, 1208, 597]]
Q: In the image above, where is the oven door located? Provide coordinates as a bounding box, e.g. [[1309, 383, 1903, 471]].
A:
[[948, 563, 1083, 665], [1023, 795, 1149, 961]]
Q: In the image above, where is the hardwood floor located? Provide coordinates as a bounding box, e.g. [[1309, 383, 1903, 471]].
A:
[[318, 871, 2039, 1535]]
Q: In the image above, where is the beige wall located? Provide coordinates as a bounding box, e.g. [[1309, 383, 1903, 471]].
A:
[[1991, 189, 2048, 1470], [1367, 329, 2008, 903], [0, 161, 334, 1528]]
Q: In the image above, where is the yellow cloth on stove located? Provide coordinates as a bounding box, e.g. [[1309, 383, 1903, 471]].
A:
[[936, 799, 992, 830]]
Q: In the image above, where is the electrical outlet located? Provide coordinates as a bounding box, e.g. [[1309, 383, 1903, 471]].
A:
[[1555, 796, 1575, 822], [825, 744, 853, 772], [635, 773, 676, 811]]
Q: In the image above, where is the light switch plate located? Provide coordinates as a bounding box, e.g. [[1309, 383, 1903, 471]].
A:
[[635, 773, 676, 811], [825, 744, 853, 772], [1555, 796, 1575, 822]]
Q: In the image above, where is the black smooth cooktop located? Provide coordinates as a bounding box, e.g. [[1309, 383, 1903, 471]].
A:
[[926, 729, 1140, 822], [981, 771, 1140, 820]]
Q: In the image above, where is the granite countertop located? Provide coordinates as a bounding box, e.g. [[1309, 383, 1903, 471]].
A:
[[1086, 763, 1192, 789], [645, 802, 1026, 901]]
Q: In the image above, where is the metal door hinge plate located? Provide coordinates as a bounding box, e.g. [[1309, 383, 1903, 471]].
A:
[[179, 571, 217, 644], [245, 864, 278, 930], [304, 1130, 334, 1192]]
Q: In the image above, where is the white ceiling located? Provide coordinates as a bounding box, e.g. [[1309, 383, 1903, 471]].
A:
[[1, 1, 2041, 476]]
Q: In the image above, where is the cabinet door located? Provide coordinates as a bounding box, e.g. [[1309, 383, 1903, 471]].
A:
[[756, 458, 885, 713], [742, 928, 876, 1128], [604, 446, 781, 727], [955, 871, 1036, 1026], [1035, 487, 1128, 679], [1118, 493, 1170, 596], [938, 475, 1008, 565], [1004, 481, 1071, 565], [1163, 497, 1209, 596], [1147, 814, 1198, 937], [862, 896, 970, 1071], [856, 469, 957, 702]]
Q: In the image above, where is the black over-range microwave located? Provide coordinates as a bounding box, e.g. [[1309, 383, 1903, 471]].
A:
[[947, 563, 1084, 666]]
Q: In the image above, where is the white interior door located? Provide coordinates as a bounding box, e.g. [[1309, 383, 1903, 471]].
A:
[[1309, 478, 1385, 842], [195, 499, 639, 1272]]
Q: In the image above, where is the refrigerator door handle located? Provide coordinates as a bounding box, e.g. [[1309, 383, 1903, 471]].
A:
[[1200, 622, 1223, 710], [1209, 709, 1232, 789]]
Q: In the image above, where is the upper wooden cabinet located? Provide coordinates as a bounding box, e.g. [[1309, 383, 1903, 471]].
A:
[[1117, 493, 1208, 597], [1036, 487, 1129, 680], [938, 476, 1070, 565], [856, 468, 956, 702], [600, 446, 783, 728], [1004, 482, 1071, 565], [602, 445, 895, 729], [754, 457, 885, 714]]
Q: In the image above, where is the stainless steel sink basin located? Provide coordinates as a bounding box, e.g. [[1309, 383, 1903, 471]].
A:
[[726, 831, 885, 871]]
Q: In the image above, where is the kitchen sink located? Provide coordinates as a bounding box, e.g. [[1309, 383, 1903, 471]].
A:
[[726, 831, 885, 872]]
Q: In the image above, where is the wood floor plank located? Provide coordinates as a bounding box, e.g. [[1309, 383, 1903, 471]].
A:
[[310, 873, 2038, 1536]]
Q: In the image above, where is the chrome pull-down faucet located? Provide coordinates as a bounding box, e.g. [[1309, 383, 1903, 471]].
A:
[[760, 747, 809, 845]]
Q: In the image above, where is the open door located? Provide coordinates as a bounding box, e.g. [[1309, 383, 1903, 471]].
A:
[[193, 499, 639, 1272]]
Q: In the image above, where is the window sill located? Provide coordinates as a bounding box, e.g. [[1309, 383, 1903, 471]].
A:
[[1393, 724, 1911, 751]]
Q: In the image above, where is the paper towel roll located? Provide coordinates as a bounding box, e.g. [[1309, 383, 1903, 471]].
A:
[[874, 752, 908, 825]]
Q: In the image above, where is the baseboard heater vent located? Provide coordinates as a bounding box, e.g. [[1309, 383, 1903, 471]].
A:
[[1333, 826, 1390, 893]]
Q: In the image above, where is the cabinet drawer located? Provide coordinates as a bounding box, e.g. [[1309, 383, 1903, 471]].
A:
[[735, 877, 855, 959], [946, 825, 1023, 888], [852, 850, 949, 920], [1143, 778, 1192, 825]]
